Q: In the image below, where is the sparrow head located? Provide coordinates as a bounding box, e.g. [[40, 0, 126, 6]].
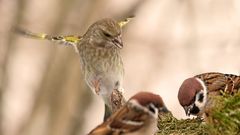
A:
[[86, 18, 123, 49], [178, 77, 207, 116], [130, 92, 169, 117]]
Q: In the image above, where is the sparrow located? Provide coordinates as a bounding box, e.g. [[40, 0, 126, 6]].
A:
[[15, 17, 133, 120], [87, 92, 169, 135], [178, 72, 240, 117]]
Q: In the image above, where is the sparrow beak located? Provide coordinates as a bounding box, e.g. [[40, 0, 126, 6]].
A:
[[113, 36, 123, 49], [184, 106, 191, 116]]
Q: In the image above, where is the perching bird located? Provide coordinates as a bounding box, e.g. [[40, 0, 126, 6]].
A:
[[178, 72, 240, 117], [15, 17, 133, 120], [88, 92, 169, 135]]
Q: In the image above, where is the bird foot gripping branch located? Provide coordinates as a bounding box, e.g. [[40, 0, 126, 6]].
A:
[[110, 89, 126, 113]]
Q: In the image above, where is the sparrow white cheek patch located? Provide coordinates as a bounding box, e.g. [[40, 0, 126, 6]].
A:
[[195, 92, 205, 110], [195, 78, 208, 110]]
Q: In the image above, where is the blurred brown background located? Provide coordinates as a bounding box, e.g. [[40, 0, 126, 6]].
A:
[[1, 0, 240, 135]]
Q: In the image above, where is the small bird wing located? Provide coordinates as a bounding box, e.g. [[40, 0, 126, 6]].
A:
[[88, 104, 147, 135], [87, 124, 117, 135], [14, 27, 82, 46], [109, 105, 147, 132], [195, 72, 227, 93], [224, 74, 240, 93], [195, 72, 240, 94]]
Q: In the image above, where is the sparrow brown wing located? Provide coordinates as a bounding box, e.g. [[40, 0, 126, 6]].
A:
[[88, 103, 148, 135], [87, 123, 119, 135], [109, 104, 148, 133], [195, 72, 240, 94], [195, 72, 227, 93], [224, 74, 240, 93]]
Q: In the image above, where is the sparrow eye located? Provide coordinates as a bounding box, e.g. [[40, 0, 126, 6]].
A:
[[197, 93, 204, 103], [148, 104, 156, 114]]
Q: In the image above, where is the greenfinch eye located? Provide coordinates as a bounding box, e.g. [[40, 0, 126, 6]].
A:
[[103, 32, 112, 38]]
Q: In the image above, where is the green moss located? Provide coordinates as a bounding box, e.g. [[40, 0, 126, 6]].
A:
[[157, 113, 208, 135], [206, 92, 240, 135], [157, 92, 240, 135]]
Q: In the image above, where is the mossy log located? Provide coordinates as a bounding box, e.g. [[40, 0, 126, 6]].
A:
[[157, 92, 240, 135]]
